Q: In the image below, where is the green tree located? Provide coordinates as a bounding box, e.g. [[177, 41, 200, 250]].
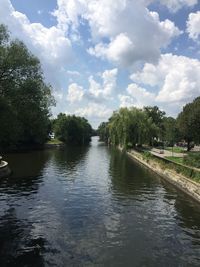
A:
[[144, 106, 165, 144], [97, 122, 109, 142], [106, 107, 158, 149], [0, 24, 55, 150], [163, 117, 179, 146], [177, 97, 200, 150], [53, 113, 92, 145]]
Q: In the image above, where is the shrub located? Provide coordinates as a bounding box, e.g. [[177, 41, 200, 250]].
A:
[[183, 153, 200, 169]]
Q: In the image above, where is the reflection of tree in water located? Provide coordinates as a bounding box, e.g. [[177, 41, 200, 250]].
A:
[[109, 148, 158, 196], [51, 145, 89, 171], [174, 195, 200, 235], [0, 208, 47, 267], [1, 150, 50, 195]]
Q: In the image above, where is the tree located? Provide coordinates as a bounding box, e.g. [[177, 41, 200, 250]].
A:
[[163, 117, 179, 146], [177, 97, 200, 150], [53, 114, 92, 145], [144, 106, 165, 144], [97, 122, 109, 142], [106, 107, 158, 149], [0, 24, 55, 150]]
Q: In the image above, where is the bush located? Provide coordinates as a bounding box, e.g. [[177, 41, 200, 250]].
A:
[[142, 151, 153, 159], [184, 153, 200, 169], [152, 140, 164, 147]]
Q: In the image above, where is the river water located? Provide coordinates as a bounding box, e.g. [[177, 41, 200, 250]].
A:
[[1, 137, 200, 266]]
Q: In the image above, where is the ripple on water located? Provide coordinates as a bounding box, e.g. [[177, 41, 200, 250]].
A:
[[0, 138, 200, 266]]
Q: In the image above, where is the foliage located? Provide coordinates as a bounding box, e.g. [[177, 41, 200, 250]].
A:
[[0, 24, 55, 151], [144, 106, 165, 142], [97, 122, 109, 142], [165, 147, 185, 153], [142, 151, 153, 159], [53, 113, 92, 145], [183, 153, 200, 169], [162, 117, 179, 146], [107, 107, 158, 148], [177, 97, 200, 150], [142, 152, 200, 182], [46, 139, 63, 145], [165, 156, 184, 165]]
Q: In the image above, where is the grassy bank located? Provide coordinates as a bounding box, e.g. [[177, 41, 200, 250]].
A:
[[165, 147, 186, 153], [140, 151, 200, 182], [45, 139, 63, 145], [166, 156, 184, 164]]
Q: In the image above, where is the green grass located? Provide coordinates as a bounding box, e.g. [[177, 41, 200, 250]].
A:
[[46, 139, 63, 145], [165, 156, 184, 164], [165, 147, 186, 153], [139, 150, 200, 182], [184, 152, 200, 169]]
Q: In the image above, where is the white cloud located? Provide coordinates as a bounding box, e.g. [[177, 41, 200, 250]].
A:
[[187, 11, 200, 41], [119, 83, 155, 108], [67, 70, 80, 76], [88, 68, 118, 99], [66, 83, 84, 103], [0, 0, 72, 89], [75, 103, 113, 119], [127, 83, 155, 106], [53, 0, 181, 67], [118, 95, 136, 108], [129, 53, 200, 114], [65, 68, 118, 106], [158, 0, 197, 12]]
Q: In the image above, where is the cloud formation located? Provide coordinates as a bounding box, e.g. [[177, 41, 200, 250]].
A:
[[54, 0, 181, 67], [1, 0, 199, 127], [156, 0, 197, 12], [187, 11, 200, 41], [126, 53, 200, 114], [67, 83, 84, 103], [0, 0, 72, 89], [66, 68, 118, 104]]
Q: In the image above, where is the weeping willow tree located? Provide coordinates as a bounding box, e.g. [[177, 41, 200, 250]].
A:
[[106, 107, 158, 149]]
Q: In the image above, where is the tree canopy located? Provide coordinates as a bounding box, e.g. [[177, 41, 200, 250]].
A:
[[0, 24, 55, 151], [98, 99, 200, 150], [53, 113, 92, 145], [177, 97, 200, 150], [98, 107, 158, 148]]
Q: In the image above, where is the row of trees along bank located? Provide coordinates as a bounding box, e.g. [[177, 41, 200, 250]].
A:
[[0, 24, 93, 151], [0, 24, 55, 151], [98, 98, 200, 151]]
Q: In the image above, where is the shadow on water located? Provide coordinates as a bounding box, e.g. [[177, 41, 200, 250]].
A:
[[0, 208, 46, 267], [0, 139, 200, 266], [109, 147, 159, 196], [51, 145, 90, 170], [1, 150, 51, 195]]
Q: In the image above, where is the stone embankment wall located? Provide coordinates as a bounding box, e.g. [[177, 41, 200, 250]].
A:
[[126, 149, 200, 203]]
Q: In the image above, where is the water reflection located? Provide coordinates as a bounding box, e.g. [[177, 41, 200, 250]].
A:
[[0, 137, 200, 266], [0, 208, 46, 267], [51, 145, 89, 170], [109, 148, 159, 197]]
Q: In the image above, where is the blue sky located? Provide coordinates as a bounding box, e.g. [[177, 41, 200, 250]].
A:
[[1, 0, 200, 128]]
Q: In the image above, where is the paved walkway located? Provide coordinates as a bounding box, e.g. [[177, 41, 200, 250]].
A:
[[150, 148, 186, 158]]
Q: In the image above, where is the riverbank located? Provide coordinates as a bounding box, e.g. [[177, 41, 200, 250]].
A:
[[122, 148, 200, 203], [44, 139, 65, 149]]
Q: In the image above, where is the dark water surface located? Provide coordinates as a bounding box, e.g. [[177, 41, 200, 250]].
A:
[[1, 137, 200, 266]]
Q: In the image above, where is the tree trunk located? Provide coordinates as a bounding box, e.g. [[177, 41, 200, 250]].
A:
[[187, 139, 191, 151]]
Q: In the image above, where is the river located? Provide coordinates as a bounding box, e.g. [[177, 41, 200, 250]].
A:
[[1, 137, 200, 266]]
